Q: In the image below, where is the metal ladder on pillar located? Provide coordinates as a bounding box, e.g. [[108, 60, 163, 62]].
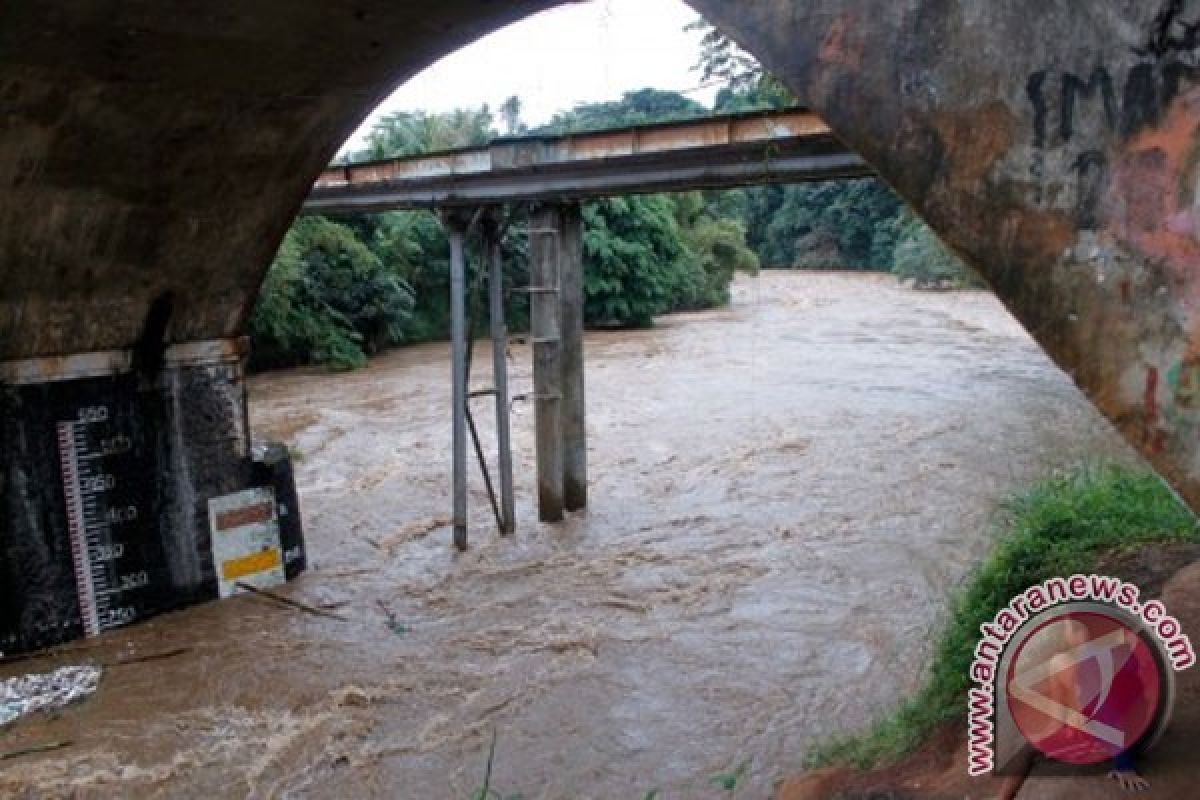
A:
[[527, 216, 565, 523]]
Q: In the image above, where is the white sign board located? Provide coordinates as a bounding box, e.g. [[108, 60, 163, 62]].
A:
[[207, 487, 285, 599]]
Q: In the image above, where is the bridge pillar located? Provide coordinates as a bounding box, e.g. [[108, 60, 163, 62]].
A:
[[528, 203, 587, 522], [0, 340, 305, 656], [559, 203, 588, 513], [529, 206, 565, 522]]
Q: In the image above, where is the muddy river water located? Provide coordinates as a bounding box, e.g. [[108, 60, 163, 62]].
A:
[[1, 272, 1137, 798]]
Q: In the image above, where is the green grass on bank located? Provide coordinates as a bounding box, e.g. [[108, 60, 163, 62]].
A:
[[806, 463, 1200, 770]]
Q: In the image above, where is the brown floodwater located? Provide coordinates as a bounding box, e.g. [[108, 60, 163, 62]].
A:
[[0, 272, 1137, 798]]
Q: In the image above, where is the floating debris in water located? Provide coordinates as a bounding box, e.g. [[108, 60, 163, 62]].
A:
[[0, 666, 101, 727]]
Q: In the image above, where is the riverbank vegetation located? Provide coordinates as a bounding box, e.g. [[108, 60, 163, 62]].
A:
[[806, 463, 1200, 769], [250, 19, 976, 370]]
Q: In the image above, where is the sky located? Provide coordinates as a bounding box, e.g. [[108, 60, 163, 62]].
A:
[[338, 0, 717, 155]]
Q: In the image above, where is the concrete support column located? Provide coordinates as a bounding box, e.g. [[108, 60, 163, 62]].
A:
[[558, 203, 587, 512], [157, 340, 255, 602], [529, 206, 564, 523]]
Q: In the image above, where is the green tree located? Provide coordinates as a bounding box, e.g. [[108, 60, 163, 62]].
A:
[[540, 88, 708, 134], [672, 191, 760, 309], [365, 210, 453, 341], [582, 195, 690, 328], [355, 106, 495, 161], [250, 216, 414, 370], [891, 210, 983, 289], [688, 18, 797, 113], [751, 180, 901, 269], [500, 95, 525, 136], [687, 18, 760, 92]]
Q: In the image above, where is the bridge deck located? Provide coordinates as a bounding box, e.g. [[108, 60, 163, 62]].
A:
[[304, 108, 871, 213]]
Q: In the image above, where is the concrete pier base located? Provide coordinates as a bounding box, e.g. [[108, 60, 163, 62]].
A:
[[0, 340, 304, 656]]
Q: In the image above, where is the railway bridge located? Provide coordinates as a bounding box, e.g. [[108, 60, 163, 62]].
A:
[[305, 107, 867, 549]]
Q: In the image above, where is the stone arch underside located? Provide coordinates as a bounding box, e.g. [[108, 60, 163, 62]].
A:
[[3, 0, 1200, 512]]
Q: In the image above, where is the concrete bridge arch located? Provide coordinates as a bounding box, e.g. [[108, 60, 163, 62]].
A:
[[4, 0, 1200, 650]]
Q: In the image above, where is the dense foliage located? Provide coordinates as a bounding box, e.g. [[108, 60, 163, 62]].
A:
[[582, 196, 689, 328], [540, 88, 708, 134], [249, 18, 978, 370], [749, 180, 903, 269], [891, 209, 984, 289], [355, 107, 494, 161], [694, 20, 977, 282], [577, 192, 759, 327], [250, 217, 414, 370]]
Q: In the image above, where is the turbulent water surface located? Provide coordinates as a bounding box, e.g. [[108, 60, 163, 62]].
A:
[[0, 272, 1136, 798]]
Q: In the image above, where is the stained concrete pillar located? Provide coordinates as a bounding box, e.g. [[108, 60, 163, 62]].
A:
[[558, 203, 587, 512], [157, 341, 256, 602], [529, 206, 565, 523], [0, 339, 303, 656], [528, 203, 587, 521]]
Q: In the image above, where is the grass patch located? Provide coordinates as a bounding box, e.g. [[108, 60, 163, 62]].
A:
[[805, 462, 1199, 770]]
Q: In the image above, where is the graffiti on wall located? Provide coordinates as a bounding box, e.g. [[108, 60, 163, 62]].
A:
[[1021, 2, 1200, 453], [1024, 1, 1200, 235]]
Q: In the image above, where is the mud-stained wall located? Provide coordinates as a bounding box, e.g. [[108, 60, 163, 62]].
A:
[[3, 0, 1200, 513]]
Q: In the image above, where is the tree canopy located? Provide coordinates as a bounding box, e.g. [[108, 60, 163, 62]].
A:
[[539, 88, 708, 134], [354, 106, 494, 161]]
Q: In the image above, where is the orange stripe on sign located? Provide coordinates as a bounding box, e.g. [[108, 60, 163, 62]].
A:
[[216, 502, 274, 531], [222, 548, 282, 581]]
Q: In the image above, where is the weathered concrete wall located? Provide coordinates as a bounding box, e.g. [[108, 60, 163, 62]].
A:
[[0, 1, 563, 650], [0, 338, 311, 654], [688, 0, 1200, 510], [0, 349, 251, 653], [3, 0, 1200, 528], [0, 1, 568, 361]]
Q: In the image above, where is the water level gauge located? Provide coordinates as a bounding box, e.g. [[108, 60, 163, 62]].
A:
[[56, 401, 160, 637]]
